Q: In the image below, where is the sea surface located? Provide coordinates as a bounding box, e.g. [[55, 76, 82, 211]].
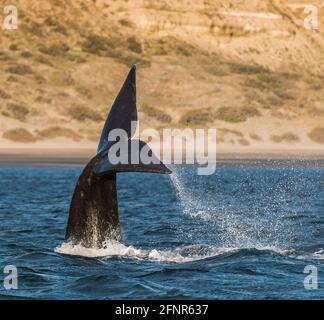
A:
[[0, 162, 323, 299]]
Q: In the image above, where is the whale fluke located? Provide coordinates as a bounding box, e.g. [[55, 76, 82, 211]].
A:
[[97, 65, 137, 154], [65, 65, 171, 248]]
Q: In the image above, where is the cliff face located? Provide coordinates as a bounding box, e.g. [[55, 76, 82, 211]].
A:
[[0, 0, 323, 151]]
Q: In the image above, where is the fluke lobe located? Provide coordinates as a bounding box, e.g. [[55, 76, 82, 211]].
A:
[[65, 65, 171, 248]]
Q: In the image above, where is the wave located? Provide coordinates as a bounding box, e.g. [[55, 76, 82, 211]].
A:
[[55, 241, 293, 263]]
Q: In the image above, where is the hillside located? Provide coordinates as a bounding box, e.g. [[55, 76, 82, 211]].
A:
[[0, 0, 324, 156]]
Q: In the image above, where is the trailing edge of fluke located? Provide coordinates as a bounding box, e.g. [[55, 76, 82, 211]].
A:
[[65, 65, 171, 248]]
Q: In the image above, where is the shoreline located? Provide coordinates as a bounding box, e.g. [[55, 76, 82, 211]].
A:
[[1, 147, 324, 167]]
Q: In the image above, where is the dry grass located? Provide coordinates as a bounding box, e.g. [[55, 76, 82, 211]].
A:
[[65, 104, 103, 122], [127, 36, 142, 54], [36, 126, 82, 141], [238, 138, 250, 146], [81, 33, 149, 66], [0, 89, 11, 99], [3, 128, 37, 142], [49, 72, 74, 86], [271, 133, 300, 143], [250, 133, 262, 141], [81, 34, 119, 55], [21, 51, 33, 58], [229, 63, 268, 75], [218, 128, 243, 137], [39, 44, 70, 57], [142, 104, 171, 123], [35, 55, 54, 67], [6, 103, 29, 121], [179, 108, 211, 126], [6, 64, 33, 75], [25, 22, 44, 37], [308, 127, 324, 144], [215, 106, 260, 123]]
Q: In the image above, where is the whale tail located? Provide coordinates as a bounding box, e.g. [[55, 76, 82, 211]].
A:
[[65, 65, 171, 248]]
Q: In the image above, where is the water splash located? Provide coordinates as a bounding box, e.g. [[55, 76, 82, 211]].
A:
[[55, 241, 292, 262], [169, 165, 210, 219], [168, 166, 303, 250]]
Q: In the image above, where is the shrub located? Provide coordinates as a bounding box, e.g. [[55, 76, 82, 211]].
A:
[[127, 36, 142, 53], [179, 108, 211, 126], [229, 63, 268, 75], [35, 55, 54, 66], [215, 106, 260, 123], [6, 64, 33, 75], [271, 133, 300, 143], [38, 44, 70, 56], [81, 34, 114, 55], [142, 104, 171, 123], [36, 126, 82, 141], [7, 76, 18, 82], [119, 19, 134, 27], [9, 44, 18, 51], [21, 51, 33, 58], [6, 103, 29, 121], [26, 22, 43, 37], [308, 127, 324, 144], [238, 138, 250, 146], [0, 89, 11, 99], [3, 128, 37, 142], [65, 104, 103, 122], [249, 133, 262, 141]]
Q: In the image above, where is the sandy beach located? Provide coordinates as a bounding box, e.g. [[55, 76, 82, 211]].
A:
[[1, 144, 323, 166]]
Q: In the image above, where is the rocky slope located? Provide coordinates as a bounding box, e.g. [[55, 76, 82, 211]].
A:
[[0, 0, 323, 153]]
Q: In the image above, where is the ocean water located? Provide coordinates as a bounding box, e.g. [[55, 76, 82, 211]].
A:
[[0, 163, 323, 299]]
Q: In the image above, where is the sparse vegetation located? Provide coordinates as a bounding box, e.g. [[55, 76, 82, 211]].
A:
[[0, 51, 9, 61], [0, 1, 322, 152], [218, 128, 243, 137], [44, 16, 68, 35], [6, 64, 33, 75], [308, 127, 324, 144], [39, 44, 70, 56], [25, 22, 43, 37], [238, 138, 250, 146], [36, 126, 82, 141], [142, 104, 171, 123], [35, 55, 54, 66], [6, 103, 29, 121], [49, 72, 74, 86], [215, 106, 260, 123], [3, 128, 37, 143], [35, 96, 52, 103], [65, 104, 103, 122], [0, 89, 11, 99], [127, 36, 142, 54], [119, 18, 134, 28], [250, 133, 262, 141], [179, 108, 211, 126], [21, 51, 33, 58], [6, 76, 18, 82], [229, 63, 268, 75], [81, 34, 117, 55], [9, 44, 18, 51], [271, 133, 300, 143]]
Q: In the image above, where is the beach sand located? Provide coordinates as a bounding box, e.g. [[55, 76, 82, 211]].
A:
[[0, 141, 323, 166]]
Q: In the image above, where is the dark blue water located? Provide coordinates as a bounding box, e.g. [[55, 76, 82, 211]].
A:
[[0, 164, 323, 299]]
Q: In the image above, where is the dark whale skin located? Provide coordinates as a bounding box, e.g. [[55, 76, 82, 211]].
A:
[[64, 66, 171, 248], [65, 152, 121, 248]]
